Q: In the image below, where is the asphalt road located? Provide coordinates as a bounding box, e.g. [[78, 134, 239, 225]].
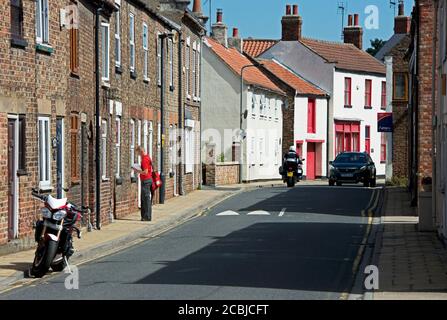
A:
[[0, 184, 379, 300]]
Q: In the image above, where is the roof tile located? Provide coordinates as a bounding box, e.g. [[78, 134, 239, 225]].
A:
[[243, 39, 278, 57]]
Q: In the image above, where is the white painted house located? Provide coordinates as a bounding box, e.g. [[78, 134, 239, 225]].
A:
[[260, 59, 329, 179], [245, 6, 387, 177], [201, 25, 285, 182]]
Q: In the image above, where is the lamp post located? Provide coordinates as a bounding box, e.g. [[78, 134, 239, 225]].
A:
[[240, 63, 262, 184], [158, 32, 174, 204]]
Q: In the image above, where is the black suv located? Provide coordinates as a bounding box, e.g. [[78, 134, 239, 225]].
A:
[[328, 152, 376, 187]]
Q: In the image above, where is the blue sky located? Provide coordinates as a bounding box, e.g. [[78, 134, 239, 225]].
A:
[[192, 0, 414, 49]]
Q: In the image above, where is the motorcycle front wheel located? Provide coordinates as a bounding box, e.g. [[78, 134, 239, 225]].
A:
[[31, 240, 58, 278]]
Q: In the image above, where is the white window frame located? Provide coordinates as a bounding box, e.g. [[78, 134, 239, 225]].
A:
[[148, 121, 153, 159], [192, 42, 196, 99], [36, 0, 49, 44], [157, 122, 161, 171], [143, 23, 149, 81], [115, 10, 121, 67], [115, 116, 121, 178], [157, 32, 162, 86], [259, 138, 264, 166], [101, 22, 110, 82], [38, 116, 51, 189], [130, 119, 135, 177], [129, 13, 135, 72], [185, 126, 194, 173], [250, 137, 256, 165], [196, 43, 201, 99], [186, 38, 191, 99], [169, 38, 173, 88], [101, 120, 108, 180]]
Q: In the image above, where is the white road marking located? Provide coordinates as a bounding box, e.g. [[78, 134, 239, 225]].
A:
[[279, 208, 286, 217], [247, 210, 271, 216], [216, 210, 240, 216]]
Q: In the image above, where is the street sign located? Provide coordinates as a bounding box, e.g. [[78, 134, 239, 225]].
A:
[[378, 112, 393, 132]]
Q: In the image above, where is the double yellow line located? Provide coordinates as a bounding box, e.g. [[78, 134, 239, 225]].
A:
[[340, 188, 381, 300]]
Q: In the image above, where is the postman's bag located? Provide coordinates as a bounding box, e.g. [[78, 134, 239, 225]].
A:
[[151, 171, 162, 192]]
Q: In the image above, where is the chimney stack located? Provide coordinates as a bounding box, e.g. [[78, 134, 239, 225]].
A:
[[281, 3, 303, 41], [343, 13, 363, 50], [192, 0, 201, 13], [394, 2, 411, 34], [211, 9, 228, 47], [228, 27, 243, 52]]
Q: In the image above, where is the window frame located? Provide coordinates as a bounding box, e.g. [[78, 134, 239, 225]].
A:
[[130, 119, 135, 178], [36, 0, 49, 44], [101, 119, 108, 180], [114, 10, 121, 68], [38, 116, 51, 189], [185, 126, 194, 173], [381, 133, 387, 162], [115, 116, 121, 178], [381, 81, 387, 110], [11, 0, 24, 40], [196, 43, 201, 99], [185, 39, 191, 99], [101, 22, 110, 82], [129, 13, 135, 72], [192, 43, 196, 99], [365, 125, 371, 154], [70, 4, 79, 75], [365, 79, 372, 108], [307, 98, 316, 134], [142, 22, 149, 81], [344, 77, 352, 107], [18, 115, 26, 174], [70, 114, 79, 183], [157, 32, 162, 86], [393, 72, 409, 101]]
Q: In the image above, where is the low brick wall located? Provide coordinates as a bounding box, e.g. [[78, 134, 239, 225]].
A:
[[205, 162, 240, 186]]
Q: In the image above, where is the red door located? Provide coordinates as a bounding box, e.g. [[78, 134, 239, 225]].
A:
[[307, 143, 316, 180]]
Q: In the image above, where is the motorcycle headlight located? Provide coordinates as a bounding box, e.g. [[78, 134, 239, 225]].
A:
[[41, 207, 52, 219], [53, 210, 67, 221]]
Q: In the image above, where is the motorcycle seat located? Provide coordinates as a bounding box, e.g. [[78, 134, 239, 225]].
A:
[[47, 195, 68, 210]]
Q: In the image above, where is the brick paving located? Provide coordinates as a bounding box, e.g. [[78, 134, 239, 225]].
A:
[[373, 187, 447, 300]]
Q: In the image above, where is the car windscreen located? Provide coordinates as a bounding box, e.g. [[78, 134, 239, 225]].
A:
[[334, 154, 367, 164]]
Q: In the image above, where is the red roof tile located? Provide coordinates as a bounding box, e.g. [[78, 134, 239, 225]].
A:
[[260, 60, 326, 96], [300, 38, 386, 75], [243, 39, 278, 57], [205, 37, 285, 95]]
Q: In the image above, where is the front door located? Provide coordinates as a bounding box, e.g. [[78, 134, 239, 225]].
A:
[[56, 118, 64, 199], [7, 118, 18, 240], [307, 143, 316, 180]]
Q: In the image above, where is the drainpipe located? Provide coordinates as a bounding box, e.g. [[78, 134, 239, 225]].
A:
[[95, 7, 102, 230], [178, 31, 185, 196], [199, 34, 204, 188], [159, 34, 166, 204]]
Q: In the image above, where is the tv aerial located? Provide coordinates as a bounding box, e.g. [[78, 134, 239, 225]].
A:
[[337, 1, 348, 40]]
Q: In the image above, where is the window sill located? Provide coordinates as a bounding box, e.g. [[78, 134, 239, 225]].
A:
[[71, 180, 80, 186], [70, 71, 80, 79], [364, 106, 373, 109], [17, 170, 28, 177], [380, 161, 386, 164], [11, 38, 28, 49], [102, 177, 110, 182], [115, 177, 123, 185], [344, 105, 352, 108], [115, 65, 122, 74], [186, 95, 191, 100], [36, 43, 53, 55], [101, 81, 110, 89], [143, 78, 150, 84], [130, 70, 137, 79], [39, 184, 53, 192]]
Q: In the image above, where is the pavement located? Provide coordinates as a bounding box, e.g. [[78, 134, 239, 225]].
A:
[[364, 187, 447, 300], [0, 180, 284, 293], [0, 182, 380, 300]]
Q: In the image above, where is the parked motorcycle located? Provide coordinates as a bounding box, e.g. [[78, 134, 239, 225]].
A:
[[30, 188, 89, 278], [280, 158, 304, 187]]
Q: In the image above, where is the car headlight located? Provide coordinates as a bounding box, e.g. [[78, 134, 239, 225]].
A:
[[41, 208, 52, 219], [53, 210, 67, 221], [359, 166, 367, 171]]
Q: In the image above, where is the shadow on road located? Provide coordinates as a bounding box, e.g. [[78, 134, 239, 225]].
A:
[[135, 222, 367, 295]]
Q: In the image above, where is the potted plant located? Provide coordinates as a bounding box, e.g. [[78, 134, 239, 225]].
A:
[[421, 176, 432, 192]]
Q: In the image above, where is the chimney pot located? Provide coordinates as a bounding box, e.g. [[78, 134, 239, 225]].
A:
[[232, 28, 239, 38], [216, 8, 223, 23], [286, 5, 291, 15], [348, 14, 353, 26], [398, 2, 404, 16], [192, 0, 202, 13], [354, 14, 359, 26], [292, 4, 298, 15]]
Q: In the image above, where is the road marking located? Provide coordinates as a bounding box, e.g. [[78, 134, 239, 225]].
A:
[[216, 210, 240, 216], [247, 210, 271, 216], [279, 208, 286, 217]]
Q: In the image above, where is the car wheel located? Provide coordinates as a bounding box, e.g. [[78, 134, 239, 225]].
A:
[[370, 177, 377, 188], [363, 179, 370, 187], [329, 180, 335, 186]]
